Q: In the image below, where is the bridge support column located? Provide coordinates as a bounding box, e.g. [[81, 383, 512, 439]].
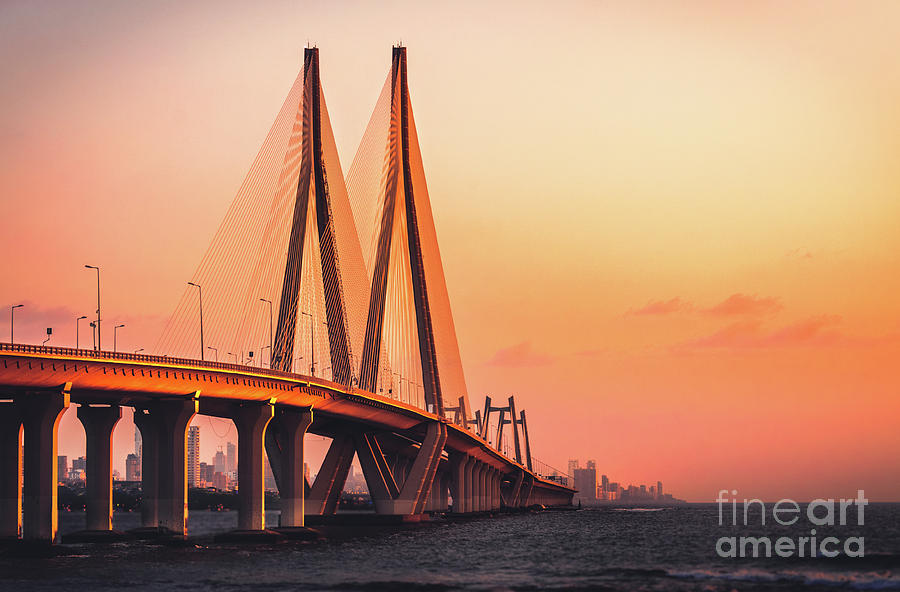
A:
[[268, 407, 312, 528], [307, 435, 354, 515], [462, 456, 475, 513], [0, 401, 22, 539], [234, 401, 274, 531], [132, 408, 159, 528], [493, 470, 501, 510], [154, 396, 198, 535], [355, 422, 446, 515], [472, 462, 482, 511], [448, 453, 465, 513], [19, 385, 70, 542], [76, 404, 121, 531]]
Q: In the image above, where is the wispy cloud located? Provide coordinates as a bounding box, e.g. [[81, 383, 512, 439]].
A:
[[675, 315, 848, 351], [627, 297, 692, 316], [486, 341, 554, 367], [702, 293, 782, 317]]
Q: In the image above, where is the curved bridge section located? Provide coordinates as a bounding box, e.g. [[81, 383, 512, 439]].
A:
[[0, 343, 573, 541]]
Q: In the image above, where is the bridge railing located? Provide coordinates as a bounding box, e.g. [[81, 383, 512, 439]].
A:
[[531, 456, 572, 486], [0, 342, 312, 383]]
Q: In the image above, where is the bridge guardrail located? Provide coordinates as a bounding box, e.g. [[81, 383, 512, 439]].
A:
[[0, 342, 306, 382]]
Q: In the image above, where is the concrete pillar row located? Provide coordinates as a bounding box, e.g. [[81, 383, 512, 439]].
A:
[[76, 404, 121, 531], [233, 401, 274, 531], [268, 406, 311, 528], [0, 401, 22, 539], [18, 386, 71, 541]]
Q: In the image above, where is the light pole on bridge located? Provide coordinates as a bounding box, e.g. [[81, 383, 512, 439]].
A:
[[259, 298, 273, 368], [76, 315, 87, 349], [84, 265, 100, 351], [10, 304, 23, 344], [114, 324, 125, 353], [134, 348, 144, 354], [227, 351, 237, 363], [208, 346, 218, 362], [187, 282, 204, 361]]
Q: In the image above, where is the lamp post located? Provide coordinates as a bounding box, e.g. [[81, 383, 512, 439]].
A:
[[42, 327, 52, 346], [84, 265, 100, 350], [89, 321, 96, 350], [301, 311, 314, 376], [114, 324, 125, 353], [10, 304, 23, 344], [76, 315, 87, 349], [134, 348, 144, 354], [227, 352, 237, 363], [187, 282, 204, 361], [208, 346, 218, 362], [259, 298, 273, 368]]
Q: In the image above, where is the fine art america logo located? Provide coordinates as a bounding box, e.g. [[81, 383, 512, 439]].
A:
[[715, 490, 867, 558]]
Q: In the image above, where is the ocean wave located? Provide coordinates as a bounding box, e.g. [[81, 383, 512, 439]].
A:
[[669, 568, 900, 589]]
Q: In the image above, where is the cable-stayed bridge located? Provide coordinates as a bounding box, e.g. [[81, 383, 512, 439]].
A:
[[0, 47, 574, 543]]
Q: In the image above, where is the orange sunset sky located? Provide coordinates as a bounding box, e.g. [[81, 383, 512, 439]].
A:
[[1, 1, 899, 502]]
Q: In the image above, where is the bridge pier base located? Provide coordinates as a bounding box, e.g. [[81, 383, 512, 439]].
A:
[[18, 386, 70, 542], [267, 407, 312, 528], [76, 404, 121, 531], [0, 401, 22, 539], [233, 401, 274, 531], [151, 396, 197, 536]]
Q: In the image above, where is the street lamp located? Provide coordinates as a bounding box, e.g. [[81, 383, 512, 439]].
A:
[[259, 298, 273, 368], [187, 282, 204, 361], [114, 324, 125, 353], [42, 327, 52, 346], [76, 315, 87, 349], [227, 351, 237, 363], [208, 346, 218, 362], [134, 348, 144, 354], [84, 265, 100, 350], [10, 304, 23, 344]]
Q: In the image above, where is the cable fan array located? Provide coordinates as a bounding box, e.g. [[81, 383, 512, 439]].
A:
[[156, 47, 470, 420]]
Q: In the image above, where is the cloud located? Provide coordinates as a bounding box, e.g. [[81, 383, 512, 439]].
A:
[[628, 297, 692, 316], [786, 248, 815, 261], [676, 315, 846, 351], [702, 293, 782, 316], [486, 341, 554, 367]]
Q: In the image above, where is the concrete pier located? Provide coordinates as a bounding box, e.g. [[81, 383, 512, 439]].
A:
[[76, 404, 121, 531], [268, 406, 312, 527], [233, 401, 274, 531], [0, 400, 22, 538], [132, 407, 159, 528], [153, 395, 198, 535], [19, 385, 70, 542]]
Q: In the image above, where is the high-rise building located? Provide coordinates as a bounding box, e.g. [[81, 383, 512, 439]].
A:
[[125, 453, 140, 481], [658, 481, 663, 498], [134, 425, 142, 460], [214, 449, 226, 474], [586, 459, 596, 472], [72, 456, 86, 472], [226, 441, 236, 473], [57, 455, 67, 482], [601, 474, 609, 492], [187, 426, 200, 488], [567, 459, 579, 488], [573, 467, 597, 503]]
